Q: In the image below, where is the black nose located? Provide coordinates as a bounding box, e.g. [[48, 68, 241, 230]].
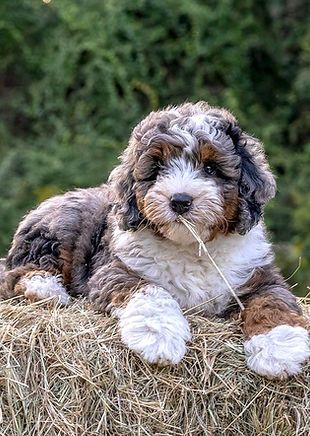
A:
[[170, 193, 193, 214]]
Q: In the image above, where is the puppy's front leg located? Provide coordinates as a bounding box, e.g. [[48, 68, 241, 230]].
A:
[[88, 262, 191, 365], [240, 274, 310, 378], [118, 285, 191, 365]]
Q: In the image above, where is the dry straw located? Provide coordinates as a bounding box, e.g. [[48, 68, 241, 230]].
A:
[[0, 295, 309, 436]]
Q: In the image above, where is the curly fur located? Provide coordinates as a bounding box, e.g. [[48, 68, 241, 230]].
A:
[[1, 102, 308, 378]]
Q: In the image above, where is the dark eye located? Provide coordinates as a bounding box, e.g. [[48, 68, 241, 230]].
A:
[[204, 161, 218, 176]]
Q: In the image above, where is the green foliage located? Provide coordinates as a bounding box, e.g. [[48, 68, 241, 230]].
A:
[[0, 0, 309, 293]]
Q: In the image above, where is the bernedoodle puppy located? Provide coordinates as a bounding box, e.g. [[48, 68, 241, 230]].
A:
[[1, 102, 309, 378]]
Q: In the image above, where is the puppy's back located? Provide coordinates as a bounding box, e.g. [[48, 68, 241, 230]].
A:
[[5, 186, 112, 296]]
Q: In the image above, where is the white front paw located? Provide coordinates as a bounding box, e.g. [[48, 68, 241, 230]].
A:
[[118, 285, 191, 365], [244, 325, 310, 379], [21, 272, 70, 305]]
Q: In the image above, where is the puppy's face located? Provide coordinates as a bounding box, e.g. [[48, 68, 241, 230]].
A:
[[133, 138, 239, 244], [112, 102, 276, 244]]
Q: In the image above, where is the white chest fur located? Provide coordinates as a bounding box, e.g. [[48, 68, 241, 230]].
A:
[[112, 224, 273, 315]]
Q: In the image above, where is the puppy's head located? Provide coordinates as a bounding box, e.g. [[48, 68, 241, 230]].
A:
[[110, 102, 276, 244]]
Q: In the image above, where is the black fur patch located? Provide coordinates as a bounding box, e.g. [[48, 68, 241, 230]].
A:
[[6, 227, 60, 271], [117, 173, 144, 231], [82, 216, 109, 281]]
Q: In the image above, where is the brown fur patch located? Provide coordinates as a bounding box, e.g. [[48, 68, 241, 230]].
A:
[[223, 264, 307, 338], [242, 294, 306, 339], [135, 183, 150, 213], [198, 143, 222, 163], [59, 247, 73, 285], [222, 186, 240, 232]]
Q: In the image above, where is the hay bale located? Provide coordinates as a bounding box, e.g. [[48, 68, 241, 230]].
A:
[[0, 298, 309, 436]]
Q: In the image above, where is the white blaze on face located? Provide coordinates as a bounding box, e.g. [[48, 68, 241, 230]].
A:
[[143, 156, 224, 244]]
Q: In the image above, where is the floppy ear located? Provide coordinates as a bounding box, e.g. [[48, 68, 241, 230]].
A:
[[109, 110, 171, 232], [227, 123, 276, 234], [109, 150, 144, 231]]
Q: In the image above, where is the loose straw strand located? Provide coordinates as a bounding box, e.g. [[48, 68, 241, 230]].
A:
[[178, 216, 245, 311]]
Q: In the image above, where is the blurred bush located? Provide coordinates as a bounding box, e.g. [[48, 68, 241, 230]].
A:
[[0, 0, 309, 293]]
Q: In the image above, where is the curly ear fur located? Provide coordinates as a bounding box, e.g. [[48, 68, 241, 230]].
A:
[[109, 150, 144, 231], [109, 110, 177, 232], [205, 107, 276, 234], [227, 121, 276, 234]]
